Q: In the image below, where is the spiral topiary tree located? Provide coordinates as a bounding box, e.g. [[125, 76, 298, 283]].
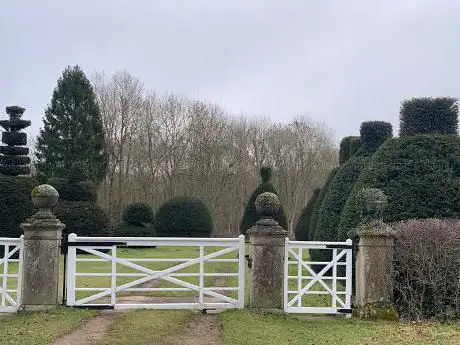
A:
[[240, 167, 288, 236], [295, 188, 321, 241], [312, 121, 392, 263], [338, 97, 460, 241], [155, 196, 213, 237]]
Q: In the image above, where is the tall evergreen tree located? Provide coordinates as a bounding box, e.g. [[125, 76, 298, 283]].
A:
[[35, 65, 108, 183]]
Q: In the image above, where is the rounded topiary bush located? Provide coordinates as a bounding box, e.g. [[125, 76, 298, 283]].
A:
[[54, 200, 111, 239], [240, 167, 288, 235], [155, 196, 213, 237], [338, 134, 460, 239], [112, 224, 155, 237], [295, 188, 321, 241], [339, 136, 361, 164], [313, 121, 392, 248], [399, 97, 458, 136], [122, 202, 154, 226], [308, 167, 339, 241], [0, 175, 37, 238]]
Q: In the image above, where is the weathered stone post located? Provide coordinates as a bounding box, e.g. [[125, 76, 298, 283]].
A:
[[20, 184, 65, 310], [247, 192, 287, 309], [353, 188, 397, 319]]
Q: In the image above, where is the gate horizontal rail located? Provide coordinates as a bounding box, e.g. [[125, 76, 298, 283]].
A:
[[66, 234, 245, 310], [0, 237, 23, 313]]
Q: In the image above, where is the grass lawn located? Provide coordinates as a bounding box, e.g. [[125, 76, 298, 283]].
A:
[[0, 307, 95, 345], [221, 310, 460, 345]]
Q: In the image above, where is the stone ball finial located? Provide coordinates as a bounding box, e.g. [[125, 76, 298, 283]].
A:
[[255, 192, 281, 219], [31, 184, 59, 210], [357, 187, 388, 222]]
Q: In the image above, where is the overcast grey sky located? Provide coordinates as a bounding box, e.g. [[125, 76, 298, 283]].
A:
[[1, 0, 459, 143]]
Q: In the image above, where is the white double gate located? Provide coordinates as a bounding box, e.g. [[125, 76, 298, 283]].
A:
[[284, 238, 353, 315], [65, 234, 246, 310], [0, 237, 24, 313]]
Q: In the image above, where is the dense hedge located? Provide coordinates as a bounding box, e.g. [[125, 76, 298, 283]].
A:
[[308, 167, 338, 241], [295, 188, 321, 241], [399, 97, 458, 136], [338, 134, 460, 240], [313, 122, 392, 246], [54, 200, 111, 239], [240, 167, 288, 235], [155, 196, 213, 237], [339, 136, 361, 164], [0, 176, 36, 238]]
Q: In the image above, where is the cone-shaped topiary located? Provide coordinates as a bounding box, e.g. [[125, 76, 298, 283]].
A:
[[339, 98, 460, 241], [295, 188, 321, 241], [308, 167, 339, 241], [240, 167, 288, 235], [313, 121, 392, 262], [155, 196, 213, 237], [339, 136, 361, 164]]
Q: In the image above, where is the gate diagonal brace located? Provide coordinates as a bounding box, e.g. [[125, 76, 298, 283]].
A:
[[73, 246, 238, 306], [287, 249, 347, 308]]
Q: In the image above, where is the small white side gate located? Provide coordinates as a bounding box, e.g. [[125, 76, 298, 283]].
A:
[[0, 237, 24, 313], [284, 238, 353, 315], [66, 234, 245, 310]]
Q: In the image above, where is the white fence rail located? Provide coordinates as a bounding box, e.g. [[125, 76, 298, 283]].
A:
[[0, 236, 23, 313], [66, 234, 245, 310], [284, 238, 352, 315]]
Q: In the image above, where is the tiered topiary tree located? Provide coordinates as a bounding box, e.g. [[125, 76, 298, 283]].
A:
[[113, 202, 155, 237], [240, 167, 288, 236], [0, 106, 37, 238], [294, 188, 321, 241], [155, 196, 213, 237], [48, 161, 110, 240], [338, 97, 460, 240], [312, 121, 392, 261]]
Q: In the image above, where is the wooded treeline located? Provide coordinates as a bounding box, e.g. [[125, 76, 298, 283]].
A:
[[45, 70, 337, 237]]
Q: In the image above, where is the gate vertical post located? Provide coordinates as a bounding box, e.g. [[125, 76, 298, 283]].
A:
[[20, 184, 65, 311], [247, 192, 288, 310]]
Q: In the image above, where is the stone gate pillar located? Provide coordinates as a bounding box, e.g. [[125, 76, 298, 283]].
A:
[[20, 184, 65, 310], [247, 192, 287, 309]]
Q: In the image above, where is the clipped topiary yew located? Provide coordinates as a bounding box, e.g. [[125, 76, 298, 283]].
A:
[[339, 98, 460, 240], [155, 196, 213, 237], [295, 188, 321, 241], [339, 136, 361, 164], [308, 167, 339, 241], [112, 202, 155, 237], [240, 167, 288, 235], [312, 121, 392, 262]]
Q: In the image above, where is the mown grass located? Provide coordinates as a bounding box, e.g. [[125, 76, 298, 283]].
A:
[[221, 310, 460, 345], [0, 307, 95, 345]]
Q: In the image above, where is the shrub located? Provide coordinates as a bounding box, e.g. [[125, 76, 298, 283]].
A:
[[399, 97, 458, 136], [308, 167, 338, 241], [0, 175, 37, 238], [339, 136, 361, 164], [122, 202, 154, 227], [112, 224, 155, 237], [295, 188, 321, 241], [393, 219, 460, 321], [54, 200, 111, 240], [155, 196, 213, 237], [338, 134, 460, 240], [314, 122, 392, 247], [240, 167, 288, 235]]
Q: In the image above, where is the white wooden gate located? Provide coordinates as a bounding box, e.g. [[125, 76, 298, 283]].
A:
[[66, 234, 245, 310], [0, 236, 23, 313], [284, 238, 352, 315]]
